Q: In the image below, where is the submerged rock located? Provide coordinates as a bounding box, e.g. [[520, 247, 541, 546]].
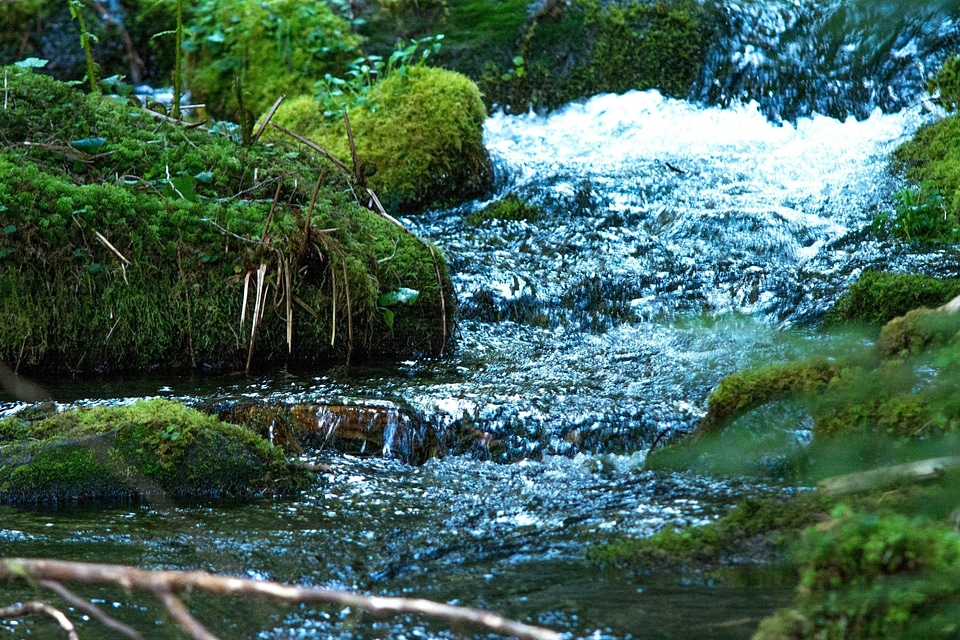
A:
[[0, 399, 311, 505], [214, 401, 443, 465]]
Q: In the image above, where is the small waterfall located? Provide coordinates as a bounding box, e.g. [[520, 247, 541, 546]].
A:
[[695, 0, 960, 121]]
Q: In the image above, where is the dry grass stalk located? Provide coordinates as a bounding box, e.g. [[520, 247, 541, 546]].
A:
[[429, 245, 447, 355], [245, 263, 268, 373], [253, 95, 286, 143]]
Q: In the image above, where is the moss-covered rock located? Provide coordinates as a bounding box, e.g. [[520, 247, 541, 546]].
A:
[[0, 66, 453, 373], [0, 399, 311, 504], [755, 506, 960, 640], [824, 271, 960, 328], [274, 66, 493, 213], [481, 0, 710, 113]]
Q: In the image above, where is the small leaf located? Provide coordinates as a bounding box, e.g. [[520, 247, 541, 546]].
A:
[[382, 308, 395, 329], [2, 225, 15, 234], [70, 137, 107, 153], [14, 57, 48, 69], [194, 170, 214, 183]]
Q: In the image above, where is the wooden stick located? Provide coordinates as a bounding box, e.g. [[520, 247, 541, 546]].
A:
[[153, 590, 219, 640], [0, 601, 78, 640], [0, 559, 561, 640]]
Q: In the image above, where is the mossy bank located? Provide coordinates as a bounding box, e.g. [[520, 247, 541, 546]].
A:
[[0, 67, 454, 373], [0, 399, 311, 504]]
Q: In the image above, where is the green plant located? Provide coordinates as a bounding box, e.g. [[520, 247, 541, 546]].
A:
[[314, 34, 445, 118], [874, 182, 960, 243], [67, 0, 99, 93]]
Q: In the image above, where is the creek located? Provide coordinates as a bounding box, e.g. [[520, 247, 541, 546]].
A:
[[3, 0, 960, 637]]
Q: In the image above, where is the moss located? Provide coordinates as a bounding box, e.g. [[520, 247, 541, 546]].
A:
[[274, 66, 493, 213], [0, 399, 311, 504], [875, 306, 960, 360], [893, 112, 960, 217], [466, 194, 541, 224], [824, 271, 960, 328], [184, 0, 362, 120], [755, 506, 960, 640], [481, 0, 710, 113], [696, 359, 842, 437], [587, 492, 834, 572], [0, 66, 453, 373]]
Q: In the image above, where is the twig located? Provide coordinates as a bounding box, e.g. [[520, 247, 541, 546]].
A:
[[344, 111, 361, 185], [39, 579, 144, 640], [269, 123, 353, 175], [93, 230, 131, 266], [260, 177, 284, 243], [253, 95, 285, 143], [0, 559, 562, 640], [366, 188, 409, 232], [154, 590, 219, 640], [0, 601, 78, 640]]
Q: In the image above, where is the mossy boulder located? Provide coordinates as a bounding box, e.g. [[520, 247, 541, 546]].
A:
[[824, 271, 960, 328], [480, 0, 710, 113], [273, 65, 493, 213], [0, 67, 453, 373], [893, 111, 960, 217], [0, 399, 311, 504]]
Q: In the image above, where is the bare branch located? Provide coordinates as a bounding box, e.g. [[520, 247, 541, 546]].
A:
[[154, 590, 219, 640], [39, 580, 144, 640], [0, 601, 78, 639], [0, 559, 562, 640]]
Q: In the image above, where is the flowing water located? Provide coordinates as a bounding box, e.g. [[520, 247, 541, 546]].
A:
[[4, 1, 960, 638]]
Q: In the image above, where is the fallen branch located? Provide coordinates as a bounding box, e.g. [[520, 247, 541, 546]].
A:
[[817, 456, 960, 496], [0, 558, 561, 640]]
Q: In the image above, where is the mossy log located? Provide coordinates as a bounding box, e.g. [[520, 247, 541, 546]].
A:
[[0, 399, 311, 504], [0, 67, 454, 373]]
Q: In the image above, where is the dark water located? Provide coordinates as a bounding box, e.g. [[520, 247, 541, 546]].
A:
[[3, 0, 960, 637]]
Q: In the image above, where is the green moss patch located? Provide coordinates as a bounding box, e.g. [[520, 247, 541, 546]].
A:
[[824, 271, 960, 327], [587, 492, 833, 572], [466, 194, 542, 225], [274, 66, 493, 213], [0, 399, 311, 504], [756, 506, 960, 640], [0, 66, 453, 373]]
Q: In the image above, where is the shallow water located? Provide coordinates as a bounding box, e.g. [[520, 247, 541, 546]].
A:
[[4, 0, 960, 637]]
